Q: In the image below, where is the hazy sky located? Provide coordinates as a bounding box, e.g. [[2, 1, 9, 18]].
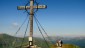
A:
[[0, 0, 85, 37]]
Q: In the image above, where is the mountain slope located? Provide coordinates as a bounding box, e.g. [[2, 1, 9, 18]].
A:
[[0, 34, 49, 48], [0, 34, 84, 48], [51, 44, 80, 48], [49, 36, 85, 48]]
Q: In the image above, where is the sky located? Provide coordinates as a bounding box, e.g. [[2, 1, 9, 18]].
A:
[[0, 0, 85, 37]]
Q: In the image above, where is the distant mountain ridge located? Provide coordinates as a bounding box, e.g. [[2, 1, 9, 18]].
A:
[[48, 36, 85, 48], [0, 34, 85, 48]]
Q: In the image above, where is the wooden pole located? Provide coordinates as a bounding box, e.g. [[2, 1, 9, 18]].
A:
[[29, 0, 34, 46]]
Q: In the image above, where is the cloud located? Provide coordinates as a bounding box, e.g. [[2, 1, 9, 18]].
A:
[[12, 22, 19, 27]]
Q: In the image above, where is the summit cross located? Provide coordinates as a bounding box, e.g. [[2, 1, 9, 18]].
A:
[[17, 0, 47, 47]]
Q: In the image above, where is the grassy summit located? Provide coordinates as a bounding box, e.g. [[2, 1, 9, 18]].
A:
[[0, 34, 82, 48], [51, 44, 80, 48]]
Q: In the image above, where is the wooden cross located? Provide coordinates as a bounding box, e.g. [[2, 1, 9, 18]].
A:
[[17, 0, 47, 47]]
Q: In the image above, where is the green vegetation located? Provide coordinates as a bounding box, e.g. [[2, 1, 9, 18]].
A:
[[0, 34, 80, 48], [0, 34, 26, 48], [51, 44, 80, 48], [0, 34, 50, 48]]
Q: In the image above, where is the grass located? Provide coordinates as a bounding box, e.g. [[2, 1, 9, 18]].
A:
[[0, 34, 80, 48], [51, 44, 80, 48]]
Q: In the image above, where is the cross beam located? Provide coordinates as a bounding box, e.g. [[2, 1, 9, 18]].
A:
[[17, 5, 47, 10], [17, 0, 47, 47]]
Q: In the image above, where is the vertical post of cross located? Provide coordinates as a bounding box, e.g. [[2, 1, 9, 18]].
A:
[[29, 0, 34, 46]]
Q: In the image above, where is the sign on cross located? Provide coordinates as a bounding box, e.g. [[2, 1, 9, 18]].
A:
[[17, 0, 47, 47]]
